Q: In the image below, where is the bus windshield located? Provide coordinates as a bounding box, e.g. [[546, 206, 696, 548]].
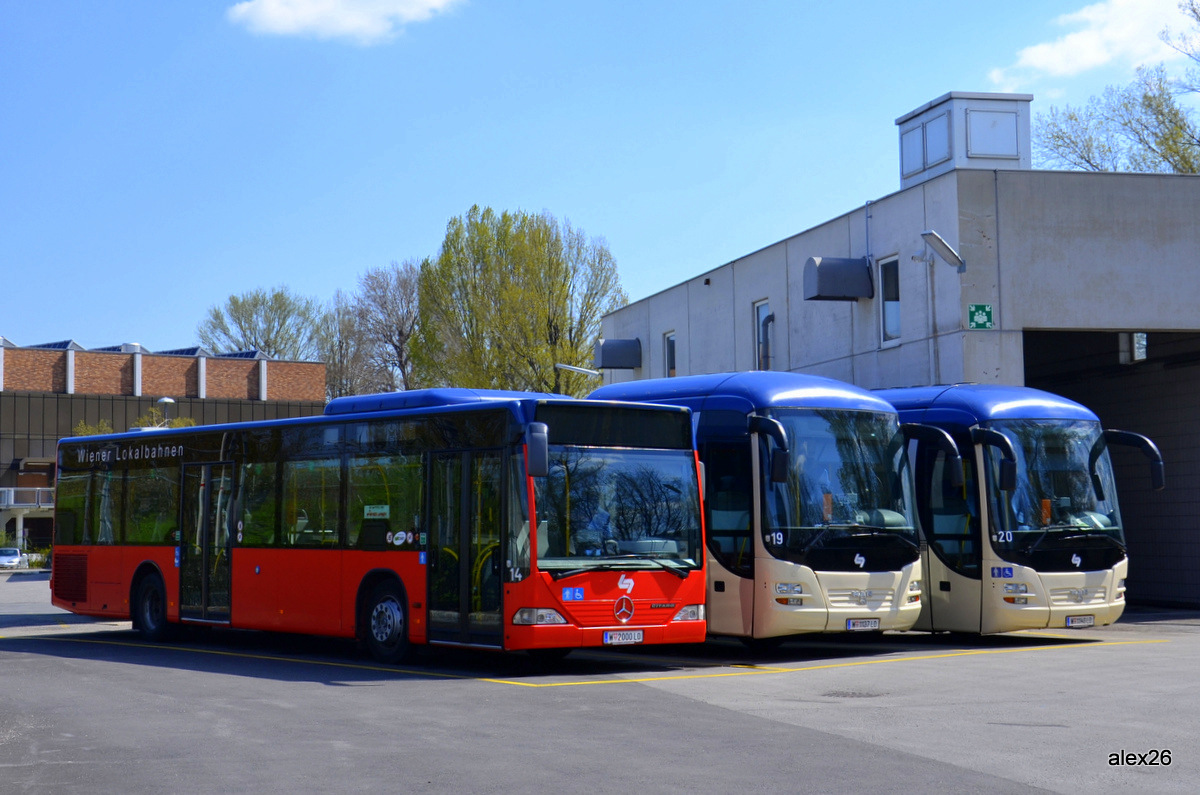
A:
[[534, 446, 702, 576], [762, 409, 917, 562], [988, 419, 1125, 555]]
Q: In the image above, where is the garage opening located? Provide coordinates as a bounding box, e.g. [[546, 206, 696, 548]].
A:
[[1024, 330, 1200, 607]]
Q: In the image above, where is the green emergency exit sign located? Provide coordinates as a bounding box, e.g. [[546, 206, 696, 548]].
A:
[[968, 304, 994, 330]]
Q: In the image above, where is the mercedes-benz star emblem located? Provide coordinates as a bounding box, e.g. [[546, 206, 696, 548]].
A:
[[614, 596, 635, 623]]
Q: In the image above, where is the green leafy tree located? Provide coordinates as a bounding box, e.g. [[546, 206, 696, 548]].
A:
[[72, 419, 116, 436], [197, 285, 323, 360], [130, 406, 197, 429], [1035, 4, 1200, 173], [72, 408, 195, 436], [413, 206, 626, 397]]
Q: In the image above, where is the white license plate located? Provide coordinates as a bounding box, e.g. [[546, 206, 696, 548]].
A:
[[603, 630, 644, 645], [846, 618, 880, 631], [1066, 615, 1095, 628]]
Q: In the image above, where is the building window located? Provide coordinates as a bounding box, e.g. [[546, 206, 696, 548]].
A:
[[880, 259, 900, 343], [754, 301, 774, 370], [664, 333, 676, 377]]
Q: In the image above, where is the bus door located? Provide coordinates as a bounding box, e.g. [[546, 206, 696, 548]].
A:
[[918, 445, 982, 632], [701, 439, 756, 636], [427, 450, 504, 646], [179, 463, 234, 624]]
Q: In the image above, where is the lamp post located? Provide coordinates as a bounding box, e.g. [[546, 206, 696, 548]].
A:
[[156, 397, 176, 426]]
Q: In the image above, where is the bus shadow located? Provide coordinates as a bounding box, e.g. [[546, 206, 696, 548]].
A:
[[625, 629, 1104, 667], [0, 625, 705, 685], [0, 612, 104, 630], [2, 570, 50, 582], [0, 623, 1108, 684]]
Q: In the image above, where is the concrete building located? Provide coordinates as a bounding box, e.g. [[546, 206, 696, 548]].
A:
[[0, 337, 326, 550], [597, 92, 1200, 607]]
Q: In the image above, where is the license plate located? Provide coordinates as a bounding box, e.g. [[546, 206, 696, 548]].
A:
[[603, 630, 644, 645], [846, 618, 880, 631], [1066, 615, 1095, 628]]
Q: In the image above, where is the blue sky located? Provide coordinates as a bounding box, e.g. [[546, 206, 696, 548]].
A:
[[2, 0, 1195, 351]]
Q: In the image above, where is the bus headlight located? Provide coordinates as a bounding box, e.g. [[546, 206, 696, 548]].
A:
[[512, 608, 567, 625], [775, 582, 803, 595], [909, 580, 922, 593], [1003, 583, 1028, 594], [672, 604, 705, 622]]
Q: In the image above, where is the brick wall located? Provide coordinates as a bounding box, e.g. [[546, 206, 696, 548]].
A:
[[3, 349, 66, 392], [206, 358, 260, 400], [268, 361, 326, 402], [74, 351, 134, 395], [2, 348, 325, 402], [142, 355, 197, 397]]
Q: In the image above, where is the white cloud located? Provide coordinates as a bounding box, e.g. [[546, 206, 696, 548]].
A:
[[227, 0, 463, 45], [990, 0, 1190, 91]]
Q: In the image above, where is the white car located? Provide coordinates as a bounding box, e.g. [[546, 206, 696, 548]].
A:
[[0, 547, 29, 569]]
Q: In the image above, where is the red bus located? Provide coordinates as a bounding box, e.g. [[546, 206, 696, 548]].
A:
[[51, 389, 707, 662]]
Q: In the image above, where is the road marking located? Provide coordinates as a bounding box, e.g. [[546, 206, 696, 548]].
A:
[[3, 632, 1170, 687]]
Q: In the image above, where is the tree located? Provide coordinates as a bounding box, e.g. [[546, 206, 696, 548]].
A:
[[412, 206, 627, 397], [318, 289, 390, 399], [72, 419, 115, 436], [197, 285, 324, 360], [1035, 4, 1200, 173], [72, 408, 195, 436], [130, 407, 197, 429], [354, 260, 421, 391]]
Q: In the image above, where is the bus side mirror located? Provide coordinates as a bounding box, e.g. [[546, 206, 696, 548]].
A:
[[526, 422, 549, 478], [770, 449, 789, 484], [970, 427, 1018, 492], [1151, 460, 1166, 491], [901, 423, 963, 488], [1101, 430, 1166, 491], [998, 458, 1018, 493], [748, 415, 790, 484]]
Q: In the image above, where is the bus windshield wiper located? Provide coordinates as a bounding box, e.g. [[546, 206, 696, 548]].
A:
[[599, 554, 690, 578], [799, 523, 868, 554], [1023, 524, 1094, 555], [1055, 532, 1127, 553], [547, 556, 689, 580], [823, 524, 920, 552], [844, 527, 920, 551]]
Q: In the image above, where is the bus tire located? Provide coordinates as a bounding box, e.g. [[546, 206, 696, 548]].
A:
[[136, 574, 170, 642], [364, 581, 410, 664]]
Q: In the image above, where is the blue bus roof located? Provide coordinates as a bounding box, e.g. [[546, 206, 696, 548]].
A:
[[60, 389, 567, 447], [875, 384, 1099, 430], [324, 388, 562, 416], [590, 371, 896, 415]]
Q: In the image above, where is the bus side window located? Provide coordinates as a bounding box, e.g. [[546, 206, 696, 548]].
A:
[[282, 458, 342, 547], [702, 441, 754, 578], [54, 471, 91, 545], [927, 449, 980, 576], [238, 462, 279, 547]]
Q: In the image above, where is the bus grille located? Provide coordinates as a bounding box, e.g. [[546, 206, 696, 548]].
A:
[[564, 601, 679, 627], [1049, 587, 1108, 606], [825, 588, 896, 608], [53, 553, 88, 603]]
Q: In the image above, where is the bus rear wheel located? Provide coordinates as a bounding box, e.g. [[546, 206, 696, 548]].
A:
[[364, 581, 410, 664], [136, 574, 170, 642]]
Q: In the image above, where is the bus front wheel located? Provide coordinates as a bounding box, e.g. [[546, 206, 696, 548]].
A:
[[136, 574, 170, 642], [364, 581, 410, 664]]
